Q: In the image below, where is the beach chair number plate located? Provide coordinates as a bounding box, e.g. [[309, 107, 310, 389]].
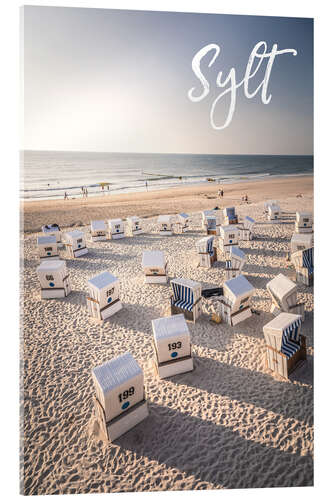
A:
[[168, 342, 182, 350], [118, 386, 135, 403]]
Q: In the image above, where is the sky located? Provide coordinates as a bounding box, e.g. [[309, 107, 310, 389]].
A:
[[23, 6, 313, 154]]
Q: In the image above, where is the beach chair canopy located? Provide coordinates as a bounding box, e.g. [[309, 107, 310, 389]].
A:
[[37, 259, 64, 273], [291, 232, 314, 252], [266, 274, 297, 303], [196, 236, 214, 255], [127, 216, 140, 222], [88, 271, 118, 291], [65, 230, 85, 240], [206, 216, 216, 229], [302, 247, 314, 274], [296, 211, 312, 223], [108, 218, 123, 227], [243, 216, 255, 230], [224, 274, 254, 301], [91, 220, 106, 231], [178, 212, 189, 221], [224, 207, 237, 220], [92, 353, 142, 394], [263, 313, 302, 358], [152, 314, 189, 341], [42, 224, 60, 232], [171, 278, 200, 312], [157, 215, 174, 224], [142, 250, 165, 268], [37, 235, 57, 245]]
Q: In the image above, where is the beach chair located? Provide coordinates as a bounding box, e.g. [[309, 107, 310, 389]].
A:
[[295, 211, 313, 234], [157, 215, 174, 235], [41, 224, 61, 243], [290, 232, 314, 254], [174, 213, 190, 233], [37, 235, 59, 261], [205, 215, 218, 235], [223, 207, 238, 225], [219, 274, 254, 326], [219, 225, 239, 254], [170, 278, 202, 323], [108, 218, 125, 239], [196, 236, 217, 268], [92, 352, 148, 441], [224, 246, 246, 280], [266, 273, 305, 319], [91, 220, 107, 241], [62, 230, 88, 258], [87, 271, 122, 321], [152, 314, 194, 378], [263, 312, 306, 379], [238, 216, 255, 241], [201, 210, 214, 229], [267, 204, 281, 221], [142, 250, 168, 284], [291, 247, 314, 286], [127, 216, 143, 236], [36, 259, 71, 299]]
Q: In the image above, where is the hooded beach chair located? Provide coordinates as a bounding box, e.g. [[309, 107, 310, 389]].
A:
[[175, 213, 190, 233], [238, 216, 255, 241], [87, 271, 122, 321], [37, 235, 59, 261], [196, 236, 217, 268], [263, 312, 306, 379], [62, 230, 88, 258], [295, 211, 313, 234], [290, 232, 314, 254], [224, 246, 246, 280], [127, 216, 143, 236], [152, 314, 193, 378], [92, 352, 148, 441], [170, 278, 202, 323], [223, 207, 238, 225], [219, 274, 254, 326], [157, 215, 174, 235], [91, 220, 107, 241], [108, 218, 125, 239], [291, 247, 314, 286], [142, 250, 168, 284], [267, 204, 281, 221], [219, 225, 239, 254], [36, 259, 71, 299], [41, 224, 61, 243], [201, 210, 214, 229], [266, 273, 305, 319]]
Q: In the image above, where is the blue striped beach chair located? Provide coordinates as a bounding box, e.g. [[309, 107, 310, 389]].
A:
[[263, 313, 306, 379], [291, 246, 314, 286], [196, 236, 217, 268], [170, 278, 202, 323], [223, 207, 238, 225], [224, 246, 246, 280]]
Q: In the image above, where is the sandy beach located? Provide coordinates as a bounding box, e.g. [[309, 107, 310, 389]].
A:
[[21, 177, 313, 494]]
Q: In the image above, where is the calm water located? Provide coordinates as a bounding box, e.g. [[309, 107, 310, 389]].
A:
[[21, 151, 313, 201]]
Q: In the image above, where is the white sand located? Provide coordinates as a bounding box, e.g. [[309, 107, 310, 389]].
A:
[[21, 195, 313, 494]]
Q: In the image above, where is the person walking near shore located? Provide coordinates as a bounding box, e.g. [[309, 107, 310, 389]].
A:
[[64, 191, 68, 200]]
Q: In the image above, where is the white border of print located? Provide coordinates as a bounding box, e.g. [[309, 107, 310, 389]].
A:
[[1, 1, 330, 500]]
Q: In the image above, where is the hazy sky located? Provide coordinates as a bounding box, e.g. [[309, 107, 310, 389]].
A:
[[23, 7, 313, 154]]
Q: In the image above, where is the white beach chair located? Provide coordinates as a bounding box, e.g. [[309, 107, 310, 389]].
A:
[[267, 204, 281, 221], [41, 224, 61, 243], [264, 200, 278, 213], [87, 271, 122, 321], [196, 236, 217, 268], [238, 216, 255, 241], [291, 247, 314, 286], [36, 259, 71, 299], [223, 207, 238, 225], [218, 274, 254, 326], [263, 312, 306, 379], [295, 211, 313, 234], [152, 314, 193, 378], [224, 246, 246, 280], [108, 218, 125, 239], [91, 220, 108, 241], [266, 273, 305, 319], [127, 216, 143, 236], [37, 235, 59, 261], [290, 232, 314, 254], [170, 278, 202, 323], [174, 213, 190, 233], [219, 225, 239, 254], [142, 250, 168, 284], [92, 352, 148, 441], [157, 215, 174, 235], [62, 230, 88, 258], [201, 210, 214, 229]]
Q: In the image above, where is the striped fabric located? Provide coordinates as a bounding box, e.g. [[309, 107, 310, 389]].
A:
[[226, 208, 236, 221], [207, 218, 216, 230], [281, 319, 302, 358], [171, 282, 194, 311], [281, 338, 300, 359], [302, 247, 314, 274], [225, 260, 232, 269], [207, 238, 214, 256]]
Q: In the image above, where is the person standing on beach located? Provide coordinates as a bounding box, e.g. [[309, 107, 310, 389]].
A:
[[64, 191, 68, 200], [145, 181, 148, 191]]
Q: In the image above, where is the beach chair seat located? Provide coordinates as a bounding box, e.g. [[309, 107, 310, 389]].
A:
[[170, 278, 202, 323], [263, 313, 306, 379]]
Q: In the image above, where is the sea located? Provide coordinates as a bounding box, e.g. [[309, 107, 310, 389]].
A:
[[21, 151, 313, 201]]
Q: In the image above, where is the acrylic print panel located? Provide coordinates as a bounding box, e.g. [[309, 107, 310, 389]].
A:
[[21, 4, 313, 495]]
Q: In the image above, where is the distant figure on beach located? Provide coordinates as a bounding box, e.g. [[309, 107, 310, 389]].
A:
[[64, 191, 68, 200], [242, 194, 249, 203], [218, 189, 224, 198], [145, 181, 148, 192], [107, 185, 110, 191], [85, 188, 88, 198]]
